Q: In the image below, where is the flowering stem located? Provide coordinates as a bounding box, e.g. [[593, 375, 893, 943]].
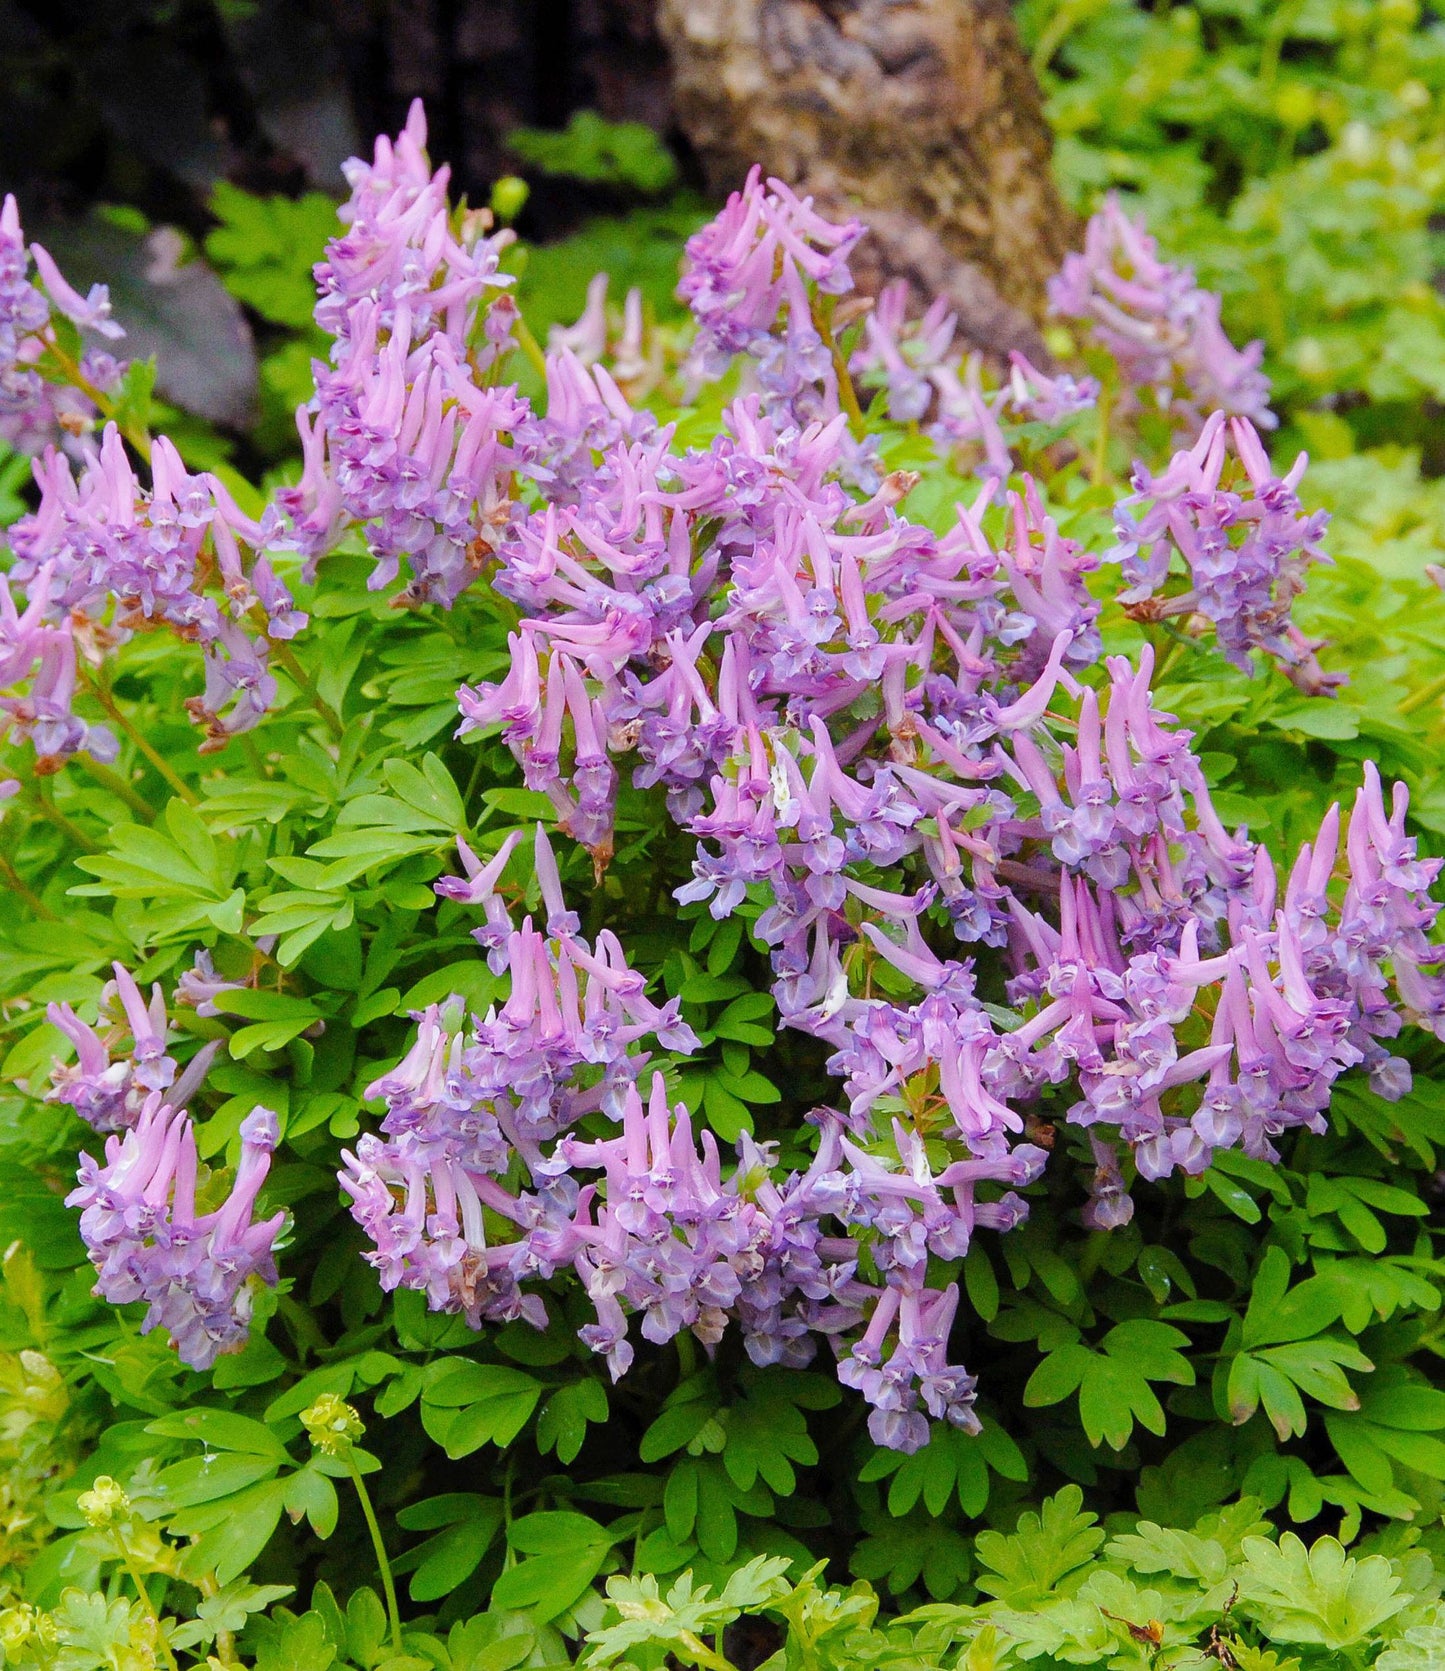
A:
[[77, 756, 156, 820], [1399, 669, 1445, 716], [113, 1534, 178, 1671], [39, 338, 153, 464], [343, 1451, 404, 1657], [513, 317, 550, 382], [270, 641, 345, 739], [0, 851, 54, 918], [814, 296, 867, 439], [83, 673, 200, 805], [23, 785, 99, 852]]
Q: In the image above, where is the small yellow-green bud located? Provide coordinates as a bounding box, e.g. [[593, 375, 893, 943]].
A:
[[78, 1474, 130, 1528], [302, 1394, 364, 1455], [0, 1602, 39, 1652], [491, 176, 530, 225]]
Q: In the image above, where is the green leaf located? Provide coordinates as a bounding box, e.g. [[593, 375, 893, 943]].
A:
[[176, 1478, 290, 1585], [421, 1363, 542, 1457], [229, 1017, 318, 1059], [383, 754, 467, 829], [973, 1486, 1104, 1606], [254, 1612, 337, 1671], [1025, 1323, 1193, 1450], [283, 1466, 340, 1540], [1241, 1532, 1408, 1648], [640, 1393, 720, 1462], [851, 1516, 972, 1600], [146, 1408, 290, 1461], [507, 111, 679, 193], [211, 990, 325, 1023], [399, 1497, 503, 1602], [494, 1511, 614, 1621], [535, 1379, 609, 1465], [153, 1452, 280, 1511], [712, 993, 775, 1046]]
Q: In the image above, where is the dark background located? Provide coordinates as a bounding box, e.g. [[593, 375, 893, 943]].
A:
[[0, 0, 685, 238]]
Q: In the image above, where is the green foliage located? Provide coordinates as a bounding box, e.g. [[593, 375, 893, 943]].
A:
[[507, 112, 680, 195], [1019, 0, 1445, 446], [206, 185, 345, 332]]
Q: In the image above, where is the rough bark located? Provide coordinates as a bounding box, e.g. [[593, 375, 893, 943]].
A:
[[656, 0, 1076, 362]]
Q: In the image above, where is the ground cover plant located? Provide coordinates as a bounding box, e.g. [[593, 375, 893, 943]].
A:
[[1, 6, 1445, 1664]]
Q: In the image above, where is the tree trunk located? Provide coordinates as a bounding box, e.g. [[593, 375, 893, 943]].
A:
[[656, 0, 1076, 362]]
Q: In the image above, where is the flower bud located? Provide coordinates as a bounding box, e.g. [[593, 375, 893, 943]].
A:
[[490, 176, 529, 225], [78, 1474, 131, 1528], [302, 1394, 365, 1455]]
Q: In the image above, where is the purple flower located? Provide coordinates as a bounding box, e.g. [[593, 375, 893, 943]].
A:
[[5, 425, 307, 759], [1049, 193, 1273, 435], [67, 1097, 284, 1369], [174, 950, 245, 1020], [1112, 412, 1339, 690], [47, 963, 178, 1132], [279, 101, 524, 607], [0, 195, 129, 455]]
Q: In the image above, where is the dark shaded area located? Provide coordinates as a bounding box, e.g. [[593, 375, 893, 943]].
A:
[[0, 0, 684, 236]]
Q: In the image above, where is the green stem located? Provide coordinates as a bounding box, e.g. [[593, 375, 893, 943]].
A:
[[513, 317, 550, 382], [77, 756, 156, 820], [270, 641, 345, 739], [1257, 0, 1305, 89], [344, 1451, 404, 1657], [84, 676, 199, 805], [1030, 0, 1083, 79], [1400, 668, 1445, 716], [677, 1628, 739, 1671], [1092, 383, 1114, 486], [24, 785, 100, 852], [40, 339, 153, 464], [114, 1535, 178, 1671], [813, 296, 866, 439], [0, 851, 54, 919], [462, 746, 488, 814], [676, 1331, 698, 1381]]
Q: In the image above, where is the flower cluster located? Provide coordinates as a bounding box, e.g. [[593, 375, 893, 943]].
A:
[[5, 425, 306, 755], [679, 166, 862, 425], [0, 193, 125, 456], [1049, 192, 1274, 435], [39, 116, 1444, 1455], [548, 271, 660, 398], [1111, 411, 1339, 692], [66, 1097, 284, 1368], [278, 100, 525, 607], [342, 827, 998, 1449], [849, 278, 1098, 473], [339, 826, 696, 1323], [426, 153, 1442, 1446], [0, 565, 118, 770], [48, 962, 204, 1133]]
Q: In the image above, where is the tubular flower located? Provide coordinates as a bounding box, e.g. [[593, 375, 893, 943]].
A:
[[1049, 192, 1273, 435], [67, 1098, 285, 1368]]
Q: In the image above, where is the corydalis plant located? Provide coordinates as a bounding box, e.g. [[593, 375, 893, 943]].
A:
[[21, 113, 1442, 1457], [1112, 410, 1340, 693]]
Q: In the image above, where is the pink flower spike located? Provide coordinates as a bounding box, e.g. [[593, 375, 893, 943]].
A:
[[30, 243, 125, 339]]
